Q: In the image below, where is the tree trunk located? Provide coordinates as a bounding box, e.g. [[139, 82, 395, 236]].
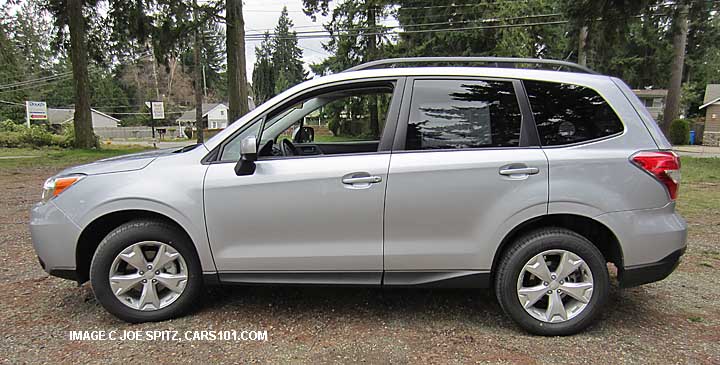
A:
[[578, 26, 588, 67], [67, 0, 96, 149], [226, 0, 249, 125], [193, 2, 204, 143], [662, 3, 690, 134]]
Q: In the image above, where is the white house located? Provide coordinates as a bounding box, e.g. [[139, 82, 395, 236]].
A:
[[177, 103, 229, 129], [48, 108, 120, 129]]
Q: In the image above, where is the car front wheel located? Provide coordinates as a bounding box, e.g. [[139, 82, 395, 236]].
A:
[[90, 220, 203, 322], [495, 228, 609, 335]]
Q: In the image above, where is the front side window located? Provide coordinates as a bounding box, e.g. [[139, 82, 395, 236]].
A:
[[405, 79, 522, 150], [524, 80, 624, 146], [219, 84, 394, 161]]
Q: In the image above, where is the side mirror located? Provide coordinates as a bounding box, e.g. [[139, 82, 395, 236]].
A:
[[294, 126, 315, 143], [234, 136, 257, 176]]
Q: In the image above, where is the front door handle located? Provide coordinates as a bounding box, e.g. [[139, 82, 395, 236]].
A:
[[342, 175, 382, 185], [499, 167, 540, 176]]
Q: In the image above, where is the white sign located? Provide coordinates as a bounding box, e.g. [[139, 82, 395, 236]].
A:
[[26, 101, 48, 126], [151, 101, 165, 120]]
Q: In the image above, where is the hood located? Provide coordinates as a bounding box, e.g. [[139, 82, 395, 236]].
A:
[[57, 147, 188, 176]]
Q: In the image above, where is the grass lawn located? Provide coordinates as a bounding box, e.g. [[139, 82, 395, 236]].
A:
[[0, 146, 150, 169], [676, 156, 720, 224]]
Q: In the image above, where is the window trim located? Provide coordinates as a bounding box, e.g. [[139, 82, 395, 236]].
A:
[[521, 79, 626, 148], [391, 76, 541, 153], [204, 77, 406, 164]]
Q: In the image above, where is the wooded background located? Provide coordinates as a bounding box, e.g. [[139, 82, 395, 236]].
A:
[[0, 0, 717, 147]]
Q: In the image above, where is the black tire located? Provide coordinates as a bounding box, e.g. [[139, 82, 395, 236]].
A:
[[494, 228, 609, 336], [90, 220, 204, 323]]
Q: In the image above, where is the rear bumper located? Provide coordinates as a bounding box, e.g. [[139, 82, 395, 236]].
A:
[[595, 202, 687, 267], [620, 247, 685, 288]]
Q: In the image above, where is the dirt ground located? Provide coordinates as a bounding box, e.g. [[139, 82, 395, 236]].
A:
[[1, 162, 718, 364]]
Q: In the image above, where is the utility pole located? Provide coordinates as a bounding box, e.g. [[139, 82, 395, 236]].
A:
[[193, 0, 204, 143], [662, 2, 690, 134]]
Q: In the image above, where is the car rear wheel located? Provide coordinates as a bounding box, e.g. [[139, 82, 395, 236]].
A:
[[90, 220, 203, 322], [495, 228, 609, 335]]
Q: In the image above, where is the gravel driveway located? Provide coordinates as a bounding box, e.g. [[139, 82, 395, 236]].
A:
[[1, 163, 718, 364]]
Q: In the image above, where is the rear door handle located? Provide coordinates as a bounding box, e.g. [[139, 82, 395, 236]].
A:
[[499, 167, 540, 176], [342, 175, 382, 185]]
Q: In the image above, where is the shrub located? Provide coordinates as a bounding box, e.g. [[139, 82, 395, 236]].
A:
[[0, 119, 72, 148], [669, 119, 690, 145]]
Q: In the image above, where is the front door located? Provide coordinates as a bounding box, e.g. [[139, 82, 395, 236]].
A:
[[203, 80, 403, 284]]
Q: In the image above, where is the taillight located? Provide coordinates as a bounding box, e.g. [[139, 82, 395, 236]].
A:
[[631, 151, 681, 200]]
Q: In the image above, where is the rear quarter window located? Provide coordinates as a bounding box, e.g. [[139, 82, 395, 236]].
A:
[[524, 80, 624, 146]]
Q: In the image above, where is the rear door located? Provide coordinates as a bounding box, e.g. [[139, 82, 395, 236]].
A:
[[383, 78, 549, 281]]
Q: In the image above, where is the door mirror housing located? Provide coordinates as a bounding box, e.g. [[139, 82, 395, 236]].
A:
[[294, 126, 315, 143], [235, 136, 257, 176]]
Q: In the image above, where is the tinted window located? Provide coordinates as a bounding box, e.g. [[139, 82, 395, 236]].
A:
[[406, 80, 521, 150], [524, 80, 624, 146]]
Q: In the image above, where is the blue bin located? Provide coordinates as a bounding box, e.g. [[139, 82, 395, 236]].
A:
[[689, 130, 695, 145]]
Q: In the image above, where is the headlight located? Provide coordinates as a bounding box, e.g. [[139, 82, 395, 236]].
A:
[[41, 174, 85, 202]]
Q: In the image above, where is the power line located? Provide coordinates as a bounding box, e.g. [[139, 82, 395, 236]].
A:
[[244, 11, 568, 38], [300, 45, 329, 56], [246, 12, 564, 38], [0, 75, 73, 95], [244, 19, 570, 41], [0, 72, 73, 90], [0, 99, 25, 107]]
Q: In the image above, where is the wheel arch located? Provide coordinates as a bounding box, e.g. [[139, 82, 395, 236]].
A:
[[491, 214, 624, 279], [75, 209, 197, 284]]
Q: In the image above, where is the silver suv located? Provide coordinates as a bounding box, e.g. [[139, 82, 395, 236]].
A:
[[30, 58, 687, 335]]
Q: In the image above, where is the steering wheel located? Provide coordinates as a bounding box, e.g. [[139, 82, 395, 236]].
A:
[[280, 139, 299, 157]]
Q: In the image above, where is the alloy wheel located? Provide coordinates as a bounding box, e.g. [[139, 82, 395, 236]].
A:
[[516, 249, 594, 323], [108, 241, 188, 311]]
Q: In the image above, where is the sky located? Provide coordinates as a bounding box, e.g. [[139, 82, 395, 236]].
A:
[[242, 0, 335, 79]]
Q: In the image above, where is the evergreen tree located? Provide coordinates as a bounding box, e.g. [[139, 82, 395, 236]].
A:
[[252, 32, 275, 104], [11, 0, 52, 75], [304, 0, 392, 74], [272, 7, 305, 92]]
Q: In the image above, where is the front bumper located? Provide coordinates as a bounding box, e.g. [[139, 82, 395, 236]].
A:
[[29, 201, 81, 280], [620, 247, 685, 288]]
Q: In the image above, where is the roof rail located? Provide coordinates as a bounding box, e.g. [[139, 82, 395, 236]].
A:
[[344, 57, 598, 74]]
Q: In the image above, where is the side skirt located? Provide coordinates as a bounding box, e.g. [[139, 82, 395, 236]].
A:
[[212, 270, 490, 288]]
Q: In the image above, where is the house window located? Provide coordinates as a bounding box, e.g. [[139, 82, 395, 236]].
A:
[[220, 110, 225, 116]]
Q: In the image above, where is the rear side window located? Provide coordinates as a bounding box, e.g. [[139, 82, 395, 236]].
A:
[[405, 79, 522, 150], [524, 80, 624, 146]]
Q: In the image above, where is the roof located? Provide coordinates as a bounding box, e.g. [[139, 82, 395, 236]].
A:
[[700, 84, 720, 110], [177, 103, 227, 122], [48, 108, 120, 124], [632, 89, 668, 97]]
